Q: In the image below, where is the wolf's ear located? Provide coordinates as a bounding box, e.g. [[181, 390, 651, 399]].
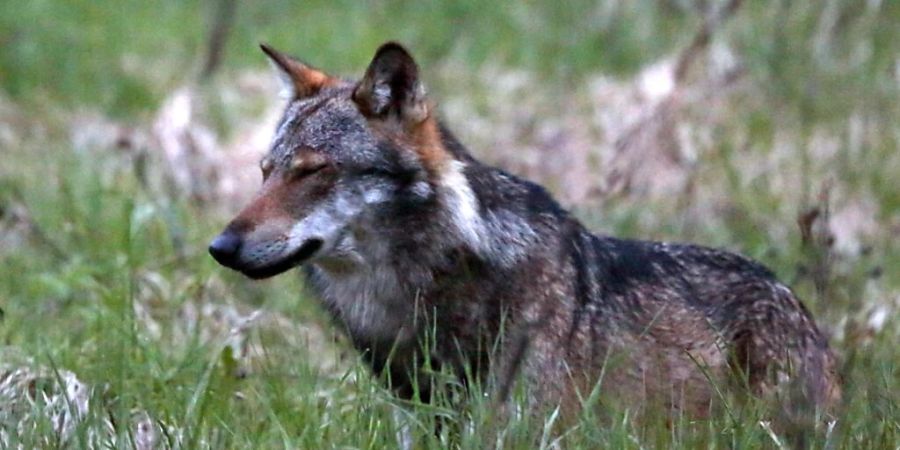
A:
[[353, 42, 429, 123], [260, 43, 333, 99]]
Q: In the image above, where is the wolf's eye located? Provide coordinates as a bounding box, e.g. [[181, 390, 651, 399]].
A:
[[260, 158, 274, 181], [291, 162, 328, 179], [290, 152, 330, 179]]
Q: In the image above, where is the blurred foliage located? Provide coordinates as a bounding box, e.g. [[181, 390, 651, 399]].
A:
[[1, 1, 897, 138], [2, 1, 696, 116]]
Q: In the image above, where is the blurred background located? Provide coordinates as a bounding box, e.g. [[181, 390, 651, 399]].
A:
[[0, 1, 897, 447]]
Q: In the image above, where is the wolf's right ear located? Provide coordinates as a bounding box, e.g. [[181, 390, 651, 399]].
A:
[[353, 42, 429, 124], [260, 43, 334, 99]]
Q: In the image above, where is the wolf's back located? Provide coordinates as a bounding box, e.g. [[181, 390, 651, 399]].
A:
[[557, 233, 841, 415]]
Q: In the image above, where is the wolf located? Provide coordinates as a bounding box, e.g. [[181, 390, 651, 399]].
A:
[[209, 42, 840, 422]]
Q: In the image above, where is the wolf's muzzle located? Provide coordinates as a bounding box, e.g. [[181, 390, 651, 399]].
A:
[[208, 231, 243, 268]]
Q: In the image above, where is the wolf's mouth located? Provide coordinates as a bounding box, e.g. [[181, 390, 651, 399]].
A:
[[242, 239, 323, 280]]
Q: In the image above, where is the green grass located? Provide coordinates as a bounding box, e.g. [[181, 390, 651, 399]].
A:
[[1, 1, 899, 448], [0, 0, 697, 117]]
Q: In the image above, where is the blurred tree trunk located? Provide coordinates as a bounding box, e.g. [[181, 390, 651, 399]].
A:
[[201, 0, 237, 80]]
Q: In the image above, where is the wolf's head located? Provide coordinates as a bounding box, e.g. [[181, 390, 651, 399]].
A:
[[209, 42, 476, 279]]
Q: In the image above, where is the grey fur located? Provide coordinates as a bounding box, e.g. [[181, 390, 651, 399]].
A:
[[210, 42, 840, 423]]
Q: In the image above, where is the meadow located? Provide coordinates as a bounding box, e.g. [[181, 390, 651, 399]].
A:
[[0, 1, 897, 448]]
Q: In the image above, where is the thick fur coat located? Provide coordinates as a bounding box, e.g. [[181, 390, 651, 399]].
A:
[[209, 42, 840, 419]]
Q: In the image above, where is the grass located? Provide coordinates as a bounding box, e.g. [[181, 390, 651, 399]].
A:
[[0, 0, 698, 117], [1, 0, 899, 448]]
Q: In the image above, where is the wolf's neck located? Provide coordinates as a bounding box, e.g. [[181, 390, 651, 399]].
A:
[[439, 159, 547, 269]]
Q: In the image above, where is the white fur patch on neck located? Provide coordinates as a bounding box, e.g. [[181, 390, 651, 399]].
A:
[[439, 160, 540, 268], [440, 159, 485, 251]]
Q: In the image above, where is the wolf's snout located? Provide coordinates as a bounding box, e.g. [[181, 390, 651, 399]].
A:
[[208, 231, 243, 267]]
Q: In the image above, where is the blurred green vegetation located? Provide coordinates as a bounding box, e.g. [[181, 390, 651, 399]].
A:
[[2, 1, 699, 116], [2, 1, 898, 123]]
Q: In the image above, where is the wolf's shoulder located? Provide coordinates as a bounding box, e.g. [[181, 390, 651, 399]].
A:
[[463, 163, 569, 223], [588, 235, 778, 286]]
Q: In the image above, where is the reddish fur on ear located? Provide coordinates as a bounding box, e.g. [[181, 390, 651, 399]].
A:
[[355, 42, 452, 176], [260, 43, 336, 98], [353, 42, 429, 123], [365, 112, 449, 180], [410, 117, 451, 175]]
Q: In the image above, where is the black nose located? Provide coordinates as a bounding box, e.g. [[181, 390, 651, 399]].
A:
[[208, 231, 242, 267]]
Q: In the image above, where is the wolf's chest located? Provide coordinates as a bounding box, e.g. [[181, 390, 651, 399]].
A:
[[307, 265, 420, 345]]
